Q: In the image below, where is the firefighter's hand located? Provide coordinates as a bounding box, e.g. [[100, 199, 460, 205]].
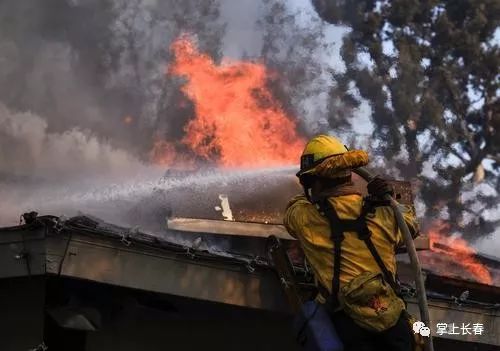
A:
[[367, 176, 394, 197]]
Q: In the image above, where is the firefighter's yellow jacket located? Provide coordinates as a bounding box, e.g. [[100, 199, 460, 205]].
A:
[[284, 185, 419, 302]]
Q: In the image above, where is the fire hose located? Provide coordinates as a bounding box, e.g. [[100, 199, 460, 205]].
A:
[[355, 167, 434, 351]]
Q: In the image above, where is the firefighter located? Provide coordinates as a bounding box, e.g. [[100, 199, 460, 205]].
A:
[[285, 135, 420, 351]]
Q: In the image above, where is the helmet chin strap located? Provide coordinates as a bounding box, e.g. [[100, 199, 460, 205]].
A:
[[299, 174, 314, 203], [301, 184, 314, 203]]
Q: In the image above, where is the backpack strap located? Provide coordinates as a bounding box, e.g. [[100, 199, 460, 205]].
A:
[[358, 199, 401, 294], [317, 198, 345, 310], [317, 198, 401, 308]]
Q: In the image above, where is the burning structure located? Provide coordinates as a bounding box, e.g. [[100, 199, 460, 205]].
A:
[[1, 171, 499, 351]]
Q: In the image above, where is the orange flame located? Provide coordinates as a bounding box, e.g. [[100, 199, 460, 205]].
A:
[[428, 222, 492, 285], [152, 35, 305, 168]]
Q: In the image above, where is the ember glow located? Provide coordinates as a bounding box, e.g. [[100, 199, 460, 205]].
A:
[[428, 223, 493, 285], [151, 35, 305, 168]]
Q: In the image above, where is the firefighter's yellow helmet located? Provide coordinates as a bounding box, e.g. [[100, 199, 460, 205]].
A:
[[297, 135, 349, 177], [296, 135, 370, 180]]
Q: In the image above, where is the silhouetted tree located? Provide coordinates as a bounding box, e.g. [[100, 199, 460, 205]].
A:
[[258, 0, 343, 134], [312, 0, 499, 238]]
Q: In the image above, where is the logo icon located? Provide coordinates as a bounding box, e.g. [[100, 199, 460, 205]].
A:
[[413, 321, 431, 337], [420, 326, 431, 337]]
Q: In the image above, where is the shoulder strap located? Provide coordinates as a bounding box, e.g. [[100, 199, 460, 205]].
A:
[[317, 198, 344, 309], [357, 200, 401, 294]]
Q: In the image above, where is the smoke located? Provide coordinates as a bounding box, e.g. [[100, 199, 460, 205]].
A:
[[0, 0, 337, 228], [0, 102, 165, 225], [219, 0, 264, 58], [0, 103, 149, 180]]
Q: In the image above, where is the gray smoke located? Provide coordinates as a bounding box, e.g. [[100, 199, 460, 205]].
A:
[[0, 103, 150, 180], [0, 102, 163, 224]]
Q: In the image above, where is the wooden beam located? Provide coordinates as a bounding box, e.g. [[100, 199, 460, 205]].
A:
[[166, 217, 431, 250], [167, 217, 294, 240]]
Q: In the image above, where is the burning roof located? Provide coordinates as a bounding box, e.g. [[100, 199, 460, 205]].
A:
[[1, 213, 498, 348]]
